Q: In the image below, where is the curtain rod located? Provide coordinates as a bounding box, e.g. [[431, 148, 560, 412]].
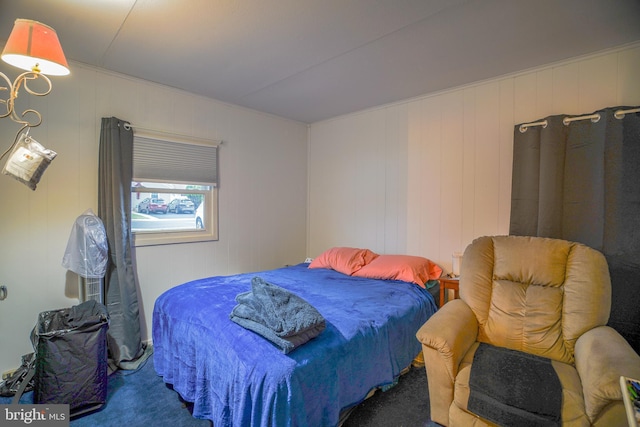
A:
[[562, 113, 601, 126], [614, 107, 640, 119], [519, 107, 640, 133], [518, 120, 548, 133], [122, 122, 222, 146]]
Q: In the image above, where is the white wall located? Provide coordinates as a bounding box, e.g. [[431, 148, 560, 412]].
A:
[[0, 63, 308, 374], [308, 43, 640, 274], [1, 42, 638, 376]]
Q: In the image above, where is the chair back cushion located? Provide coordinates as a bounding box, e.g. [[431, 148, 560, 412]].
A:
[[460, 235, 611, 364]]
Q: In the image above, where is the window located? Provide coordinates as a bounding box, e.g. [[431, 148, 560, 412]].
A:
[[130, 131, 219, 246]]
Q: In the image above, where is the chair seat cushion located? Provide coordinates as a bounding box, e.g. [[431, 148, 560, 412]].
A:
[[452, 343, 590, 426], [468, 343, 562, 426]]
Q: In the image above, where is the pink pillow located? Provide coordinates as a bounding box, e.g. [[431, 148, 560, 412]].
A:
[[308, 247, 378, 275], [352, 254, 443, 288]]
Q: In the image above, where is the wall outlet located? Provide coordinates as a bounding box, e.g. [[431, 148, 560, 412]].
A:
[[304, 257, 313, 263]]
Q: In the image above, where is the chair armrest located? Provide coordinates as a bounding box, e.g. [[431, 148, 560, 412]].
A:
[[416, 299, 478, 425], [575, 325, 640, 422], [416, 299, 478, 381]]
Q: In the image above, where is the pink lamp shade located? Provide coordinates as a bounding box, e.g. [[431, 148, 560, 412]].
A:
[[1, 19, 69, 76]]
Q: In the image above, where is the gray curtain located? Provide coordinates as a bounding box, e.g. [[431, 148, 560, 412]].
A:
[[510, 106, 640, 353], [98, 117, 144, 368]]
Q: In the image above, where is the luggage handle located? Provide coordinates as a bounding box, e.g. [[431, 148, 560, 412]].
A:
[[11, 364, 35, 404]]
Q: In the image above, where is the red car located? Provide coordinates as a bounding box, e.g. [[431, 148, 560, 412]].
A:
[[137, 198, 168, 214]]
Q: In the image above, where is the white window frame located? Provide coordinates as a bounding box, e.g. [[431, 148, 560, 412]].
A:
[[131, 130, 220, 247]]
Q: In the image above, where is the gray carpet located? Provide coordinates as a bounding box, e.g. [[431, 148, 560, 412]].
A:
[[343, 364, 438, 427]]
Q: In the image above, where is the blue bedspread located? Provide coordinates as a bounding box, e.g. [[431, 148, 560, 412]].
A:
[[152, 263, 437, 426]]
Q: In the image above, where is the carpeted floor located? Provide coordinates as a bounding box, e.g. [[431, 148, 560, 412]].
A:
[[343, 364, 438, 427], [2, 356, 438, 426]]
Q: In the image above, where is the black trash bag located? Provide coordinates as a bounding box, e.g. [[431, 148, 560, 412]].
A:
[[0, 353, 35, 397], [32, 300, 109, 417]]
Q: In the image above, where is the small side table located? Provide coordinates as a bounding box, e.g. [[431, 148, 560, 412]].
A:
[[438, 277, 460, 307]]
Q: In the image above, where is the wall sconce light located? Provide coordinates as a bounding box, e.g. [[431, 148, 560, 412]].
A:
[[0, 18, 69, 128], [0, 19, 68, 190]]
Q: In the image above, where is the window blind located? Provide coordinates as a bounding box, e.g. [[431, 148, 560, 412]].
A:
[[133, 136, 218, 185]]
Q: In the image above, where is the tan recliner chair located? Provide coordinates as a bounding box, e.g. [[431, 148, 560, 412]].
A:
[[417, 236, 640, 426]]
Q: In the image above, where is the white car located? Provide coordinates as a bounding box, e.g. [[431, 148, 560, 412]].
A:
[[195, 203, 204, 229]]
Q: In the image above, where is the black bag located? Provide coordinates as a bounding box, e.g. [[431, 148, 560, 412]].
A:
[[0, 353, 35, 398], [32, 300, 109, 417], [4, 300, 109, 417]]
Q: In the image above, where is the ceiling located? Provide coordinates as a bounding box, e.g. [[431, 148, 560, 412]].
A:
[[1, 0, 640, 124]]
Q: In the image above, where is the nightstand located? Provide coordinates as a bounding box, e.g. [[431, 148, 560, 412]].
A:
[[438, 277, 459, 307]]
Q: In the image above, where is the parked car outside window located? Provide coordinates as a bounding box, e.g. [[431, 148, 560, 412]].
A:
[[195, 203, 204, 229], [168, 197, 195, 214], [137, 198, 168, 214], [136, 198, 150, 213]]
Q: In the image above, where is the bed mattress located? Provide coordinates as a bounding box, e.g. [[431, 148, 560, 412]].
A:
[[152, 263, 437, 426]]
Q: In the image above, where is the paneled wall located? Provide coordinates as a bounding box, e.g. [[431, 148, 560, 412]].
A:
[[0, 63, 308, 373], [308, 43, 640, 273], [1, 42, 638, 375]]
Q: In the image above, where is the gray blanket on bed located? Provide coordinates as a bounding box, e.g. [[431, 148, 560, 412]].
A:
[[230, 276, 326, 353]]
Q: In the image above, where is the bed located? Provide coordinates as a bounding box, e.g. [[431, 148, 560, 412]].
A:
[[152, 250, 439, 426]]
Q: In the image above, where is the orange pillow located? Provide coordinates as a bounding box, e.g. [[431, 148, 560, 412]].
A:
[[352, 254, 443, 288], [308, 247, 378, 275]]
